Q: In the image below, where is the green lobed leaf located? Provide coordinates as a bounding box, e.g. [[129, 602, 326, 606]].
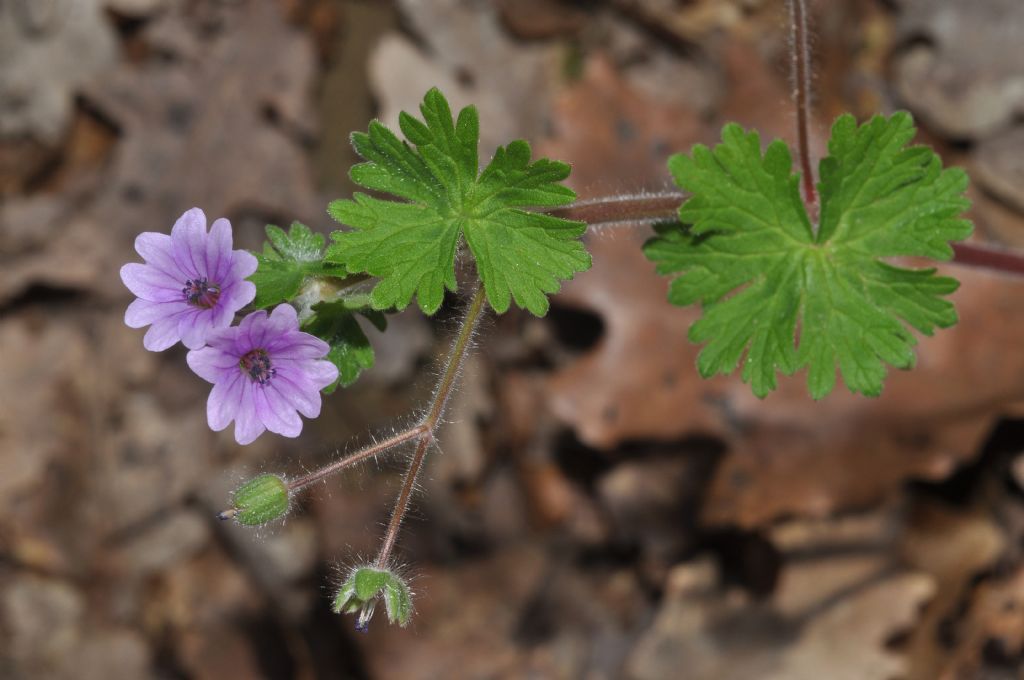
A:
[[326, 87, 591, 316], [645, 112, 972, 399], [250, 222, 348, 308], [301, 298, 384, 392]]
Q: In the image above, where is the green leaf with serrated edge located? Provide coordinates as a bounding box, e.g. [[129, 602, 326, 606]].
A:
[[301, 299, 381, 392], [644, 112, 971, 399], [250, 222, 348, 308], [325, 87, 590, 316]]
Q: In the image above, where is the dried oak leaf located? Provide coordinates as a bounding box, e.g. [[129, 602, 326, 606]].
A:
[[542, 48, 1024, 528], [625, 555, 933, 680], [0, 0, 322, 304], [893, 0, 1024, 139]]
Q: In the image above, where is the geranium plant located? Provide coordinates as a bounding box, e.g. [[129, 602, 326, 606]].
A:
[[119, 0, 1024, 630]]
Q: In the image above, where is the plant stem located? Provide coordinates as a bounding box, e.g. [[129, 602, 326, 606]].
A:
[[550, 192, 1024, 278], [217, 285, 488, 523], [374, 284, 488, 568], [789, 0, 817, 211], [286, 426, 427, 493]]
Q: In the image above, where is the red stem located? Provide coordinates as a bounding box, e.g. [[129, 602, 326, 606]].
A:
[[789, 0, 818, 212], [549, 192, 1024, 278]]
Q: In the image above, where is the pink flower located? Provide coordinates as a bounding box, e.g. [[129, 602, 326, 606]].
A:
[[121, 208, 258, 351], [186, 304, 339, 445]]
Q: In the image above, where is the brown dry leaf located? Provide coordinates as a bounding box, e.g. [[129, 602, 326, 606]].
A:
[[1, 0, 321, 304], [542, 47, 1024, 528], [0, 0, 117, 143], [764, 574, 935, 680], [940, 566, 1024, 678], [496, 0, 587, 40], [893, 0, 1024, 139], [973, 125, 1024, 215], [625, 550, 933, 680], [369, 0, 560, 159]]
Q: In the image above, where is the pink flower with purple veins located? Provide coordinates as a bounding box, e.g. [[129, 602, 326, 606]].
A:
[[186, 304, 340, 445], [121, 208, 258, 351]]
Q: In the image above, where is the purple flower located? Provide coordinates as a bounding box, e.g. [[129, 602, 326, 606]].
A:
[[186, 304, 339, 445], [121, 208, 258, 351]]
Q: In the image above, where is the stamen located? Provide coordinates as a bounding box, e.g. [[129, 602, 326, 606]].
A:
[[182, 277, 221, 309], [239, 349, 275, 385]]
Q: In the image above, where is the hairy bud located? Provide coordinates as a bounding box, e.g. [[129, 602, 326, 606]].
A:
[[332, 566, 412, 631], [228, 474, 289, 526]]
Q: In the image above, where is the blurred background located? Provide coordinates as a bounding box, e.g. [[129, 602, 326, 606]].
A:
[[2, 0, 1024, 678]]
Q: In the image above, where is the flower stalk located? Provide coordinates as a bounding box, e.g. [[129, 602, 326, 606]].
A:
[[217, 284, 489, 561]]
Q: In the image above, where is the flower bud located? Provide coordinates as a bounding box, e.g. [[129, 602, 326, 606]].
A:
[[229, 474, 289, 526], [332, 566, 412, 630]]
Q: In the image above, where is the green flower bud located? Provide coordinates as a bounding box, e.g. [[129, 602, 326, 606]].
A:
[[332, 566, 412, 631], [228, 474, 289, 526]]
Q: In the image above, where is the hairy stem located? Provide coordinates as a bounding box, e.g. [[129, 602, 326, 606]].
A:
[[789, 0, 817, 211], [550, 192, 1024, 278], [218, 285, 488, 523], [374, 284, 488, 568], [286, 426, 427, 493]]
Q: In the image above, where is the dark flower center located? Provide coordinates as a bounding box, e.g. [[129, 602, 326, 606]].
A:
[[182, 277, 221, 309], [240, 349, 275, 385]]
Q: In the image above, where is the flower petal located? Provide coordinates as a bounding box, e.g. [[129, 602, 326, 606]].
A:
[[236, 309, 268, 350], [234, 382, 266, 445], [178, 308, 216, 350], [170, 208, 207, 279], [187, 346, 238, 383], [270, 368, 324, 419], [255, 386, 303, 438], [125, 298, 188, 328], [143, 316, 183, 352], [207, 371, 243, 432], [304, 359, 340, 391], [120, 263, 183, 302], [206, 218, 233, 283], [231, 248, 259, 280], [266, 331, 330, 359], [134, 232, 180, 279], [216, 280, 256, 325]]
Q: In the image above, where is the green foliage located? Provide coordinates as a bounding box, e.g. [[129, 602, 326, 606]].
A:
[[333, 566, 413, 629], [301, 297, 385, 393], [250, 222, 348, 308], [231, 474, 289, 526], [645, 112, 972, 399], [326, 87, 591, 316]]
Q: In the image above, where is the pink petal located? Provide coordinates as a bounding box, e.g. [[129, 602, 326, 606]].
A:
[[187, 346, 238, 383], [236, 309, 268, 350], [217, 281, 256, 325], [207, 372, 243, 432], [121, 263, 183, 302], [170, 208, 207, 279], [143, 316, 182, 352], [234, 382, 266, 445], [254, 386, 303, 438], [134, 232, 180, 279], [270, 369, 323, 419], [305, 359, 340, 391], [178, 308, 215, 350], [267, 332, 331, 359], [125, 298, 188, 328], [207, 218, 233, 282], [230, 249, 259, 280]]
